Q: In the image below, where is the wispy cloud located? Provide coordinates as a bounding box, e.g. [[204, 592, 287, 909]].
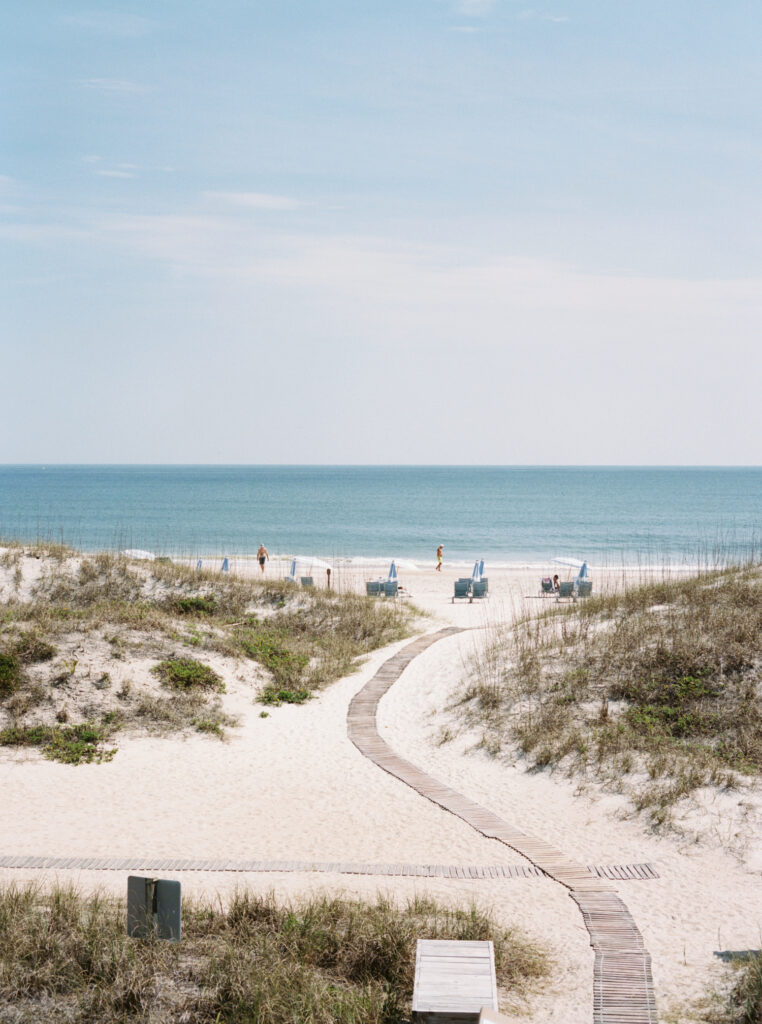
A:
[[79, 78, 151, 95], [95, 169, 135, 179], [517, 9, 570, 21], [455, 0, 497, 16], [61, 12, 153, 37], [203, 191, 304, 211]]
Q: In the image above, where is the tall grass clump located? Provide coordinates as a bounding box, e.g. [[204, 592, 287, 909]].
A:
[[457, 565, 762, 823], [0, 885, 548, 1023], [701, 952, 762, 1024]]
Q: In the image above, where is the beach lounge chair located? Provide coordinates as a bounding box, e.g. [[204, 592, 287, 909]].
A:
[[471, 580, 488, 599], [300, 576, 314, 587], [558, 581, 575, 599], [365, 580, 382, 596], [452, 579, 472, 602], [540, 577, 553, 595], [383, 580, 399, 598], [576, 580, 592, 597]]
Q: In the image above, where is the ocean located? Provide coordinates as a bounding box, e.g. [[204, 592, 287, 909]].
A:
[[0, 465, 760, 567]]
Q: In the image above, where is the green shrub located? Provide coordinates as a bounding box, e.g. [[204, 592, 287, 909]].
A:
[[173, 596, 217, 616], [238, 630, 309, 688], [193, 717, 224, 736], [259, 687, 311, 706], [0, 652, 21, 698], [152, 658, 224, 692], [0, 722, 116, 764], [13, 633, 57, 664]]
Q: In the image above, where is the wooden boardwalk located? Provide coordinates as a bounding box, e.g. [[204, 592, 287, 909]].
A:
[[347, 628, 658, 1024], [0, 853, 658, 880]]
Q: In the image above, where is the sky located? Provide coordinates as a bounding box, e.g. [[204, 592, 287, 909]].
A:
[[1, 1, 761, 464]]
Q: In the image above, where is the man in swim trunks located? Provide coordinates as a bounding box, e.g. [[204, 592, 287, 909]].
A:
[[257, 544, 269, 573], [436, 544, 443, 572]]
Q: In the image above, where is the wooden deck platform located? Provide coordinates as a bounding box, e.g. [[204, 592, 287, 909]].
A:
[[412, 939, 498, 1022]]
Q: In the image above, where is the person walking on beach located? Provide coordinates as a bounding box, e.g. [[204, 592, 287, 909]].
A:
[[436, 544, 443, 572], [257, 544, 269, 573]]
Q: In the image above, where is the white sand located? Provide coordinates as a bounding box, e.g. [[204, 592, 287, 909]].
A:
[[1, 555, 760, 1021]]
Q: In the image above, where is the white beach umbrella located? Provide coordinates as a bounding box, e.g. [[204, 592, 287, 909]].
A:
[[293, 556, 331, 571], [122, 549, 155, 561]]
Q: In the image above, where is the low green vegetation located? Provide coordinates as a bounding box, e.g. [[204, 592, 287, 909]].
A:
[[152, 657, 225, 692], [259, 686, 311, 705], [0, 653, 21, 698], [458, 567, 762, 825], [235, 594, 412, 699], [0, 885, 548, 1024], [0, 722, 115, 765], [172, 595, 218, 616]]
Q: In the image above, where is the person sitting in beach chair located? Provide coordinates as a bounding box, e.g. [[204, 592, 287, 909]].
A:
[[552, 574, 560, 592]]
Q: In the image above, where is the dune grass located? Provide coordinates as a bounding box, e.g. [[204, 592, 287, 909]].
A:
[[457, 565, 762, 824], [0, 547, 417, 759], [0, 884, 548, 1023], [701, 952, 762, 1024]]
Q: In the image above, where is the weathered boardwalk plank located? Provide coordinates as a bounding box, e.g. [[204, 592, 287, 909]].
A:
[[0, 853, 657, 880]]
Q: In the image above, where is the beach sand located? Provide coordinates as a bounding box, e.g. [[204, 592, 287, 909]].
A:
[[1, 556, 760, 1021]]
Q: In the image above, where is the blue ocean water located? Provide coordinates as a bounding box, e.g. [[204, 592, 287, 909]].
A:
[[0, 466, 760, 566]]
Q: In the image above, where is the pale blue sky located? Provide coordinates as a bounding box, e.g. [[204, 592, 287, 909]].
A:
[[2, 1, 761, 463]]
